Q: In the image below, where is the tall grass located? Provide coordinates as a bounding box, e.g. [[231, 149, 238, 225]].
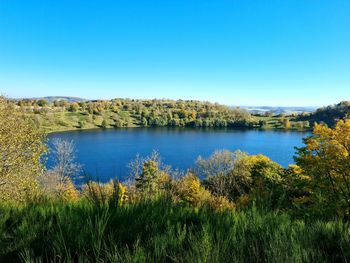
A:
[[0, 199, 349, 262]]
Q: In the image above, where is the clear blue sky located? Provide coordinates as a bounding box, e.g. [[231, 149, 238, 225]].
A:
[[0, 0, 349, 106]]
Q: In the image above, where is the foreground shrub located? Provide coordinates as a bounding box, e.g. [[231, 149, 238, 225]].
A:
[[0, 97, 47, 202], [295, 119, 350, 219], [174, 173, 234, 211], [175, 173, 211, 206], [129, 151, 171, 200], [82, 180, 128, 205], [38, 171, 79, 202], [201, 151, 285, 210], [247, 154, 285, 209], [201, 151, 252, 201]]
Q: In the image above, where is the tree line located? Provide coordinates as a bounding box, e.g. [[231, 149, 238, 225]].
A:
[[17, 98, 259, 129], [297, 101, 350, 128]]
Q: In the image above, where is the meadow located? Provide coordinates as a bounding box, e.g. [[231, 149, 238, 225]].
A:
[[18, 98, 310, 132]]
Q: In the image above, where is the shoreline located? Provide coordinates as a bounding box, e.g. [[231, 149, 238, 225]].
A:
[[46, 125, 312, 134]]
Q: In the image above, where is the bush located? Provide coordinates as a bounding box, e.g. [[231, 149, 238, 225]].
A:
[[38, 171, 79, 202], [247, 154, 285, 209], [174, 173, 234, 211], [82, 180, 128, 206], [295, 120, 350, 219], [201, 151, 252, 202]]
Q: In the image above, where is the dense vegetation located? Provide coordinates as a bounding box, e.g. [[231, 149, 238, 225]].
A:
[[19, 98, 254, 130], [297, 101, 350, 127], [2, 97, 350, 262], [1, 200, 349, 263], [16, 98, 310, 132], [0, 97, 46, 202]]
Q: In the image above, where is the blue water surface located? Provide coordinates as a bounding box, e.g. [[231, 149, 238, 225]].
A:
[[48, 128, 309, 182]]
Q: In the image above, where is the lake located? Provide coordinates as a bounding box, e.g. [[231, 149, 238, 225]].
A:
[[48, 128, 310, 182]]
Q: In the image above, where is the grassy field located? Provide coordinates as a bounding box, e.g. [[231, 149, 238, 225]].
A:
[[30, 110, 308, 133], [0, 198, 349, 263], [31, 110, 140, 133], [254, 115, 309, 130]]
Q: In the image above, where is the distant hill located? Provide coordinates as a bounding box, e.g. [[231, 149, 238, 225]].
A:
[[297, 101, 350, 127], [241, 106, 317, 115]]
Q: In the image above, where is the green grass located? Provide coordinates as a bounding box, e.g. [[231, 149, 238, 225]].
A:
[[0, 199, 349, 262], [31, 110, 140, 133], [33, 111, 309, 133], [254, 115, 309, 130]]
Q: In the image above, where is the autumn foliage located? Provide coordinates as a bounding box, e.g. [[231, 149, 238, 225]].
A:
[[0, 97, 46, 202], [295, 120, 350, 218], [2, 97, 350, 261], [3, 95, 350, 220]]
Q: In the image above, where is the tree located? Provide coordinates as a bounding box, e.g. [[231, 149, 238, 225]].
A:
[[194, 118, 203, 127], [112, 115, 124, 127], [77, 120, 86, 129], [141, 117, 148, 127], [176, 172, 210, 206], [174, 172, 234, 210], [51, 139, 82, 181], [295, 120, 350, 218], [87, 103, 94, 114], [297, 101, 350, 128], [135, 160, 161, 197], [129, 151, 170, 199], [101, 120, 108, 128], [37, 99, 49, 107], [265, 111, 273, 117], [40, 139, 82, 199], [303, 121, 310, 129], [296, 121, 304, 130], [198, 150, 284, 208], [0, 97, 47, 202], [259, 120, 267, 127], [247, 155, 284, 209], [283, 118, 291, 130], [194, 150, 237, 179], [199, 150, 252, 201], [68, 102, 79, 112]]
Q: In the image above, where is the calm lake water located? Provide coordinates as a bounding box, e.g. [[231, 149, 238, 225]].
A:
[[48, 128, 310, 182]]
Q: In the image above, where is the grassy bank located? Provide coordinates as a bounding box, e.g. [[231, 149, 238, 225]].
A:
[[0, 199, 349, 263], [33, 110, 309, 133], [17, 98, 311, 133], [31, 110, 139, 133]]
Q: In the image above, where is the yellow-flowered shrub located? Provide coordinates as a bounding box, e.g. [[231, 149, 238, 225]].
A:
[[60, 179, 79, 202], [237, 194, 250, 208], [82, 180, 128, 205], [247, 154, 285, 209], [175, 173, 234, 211]]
